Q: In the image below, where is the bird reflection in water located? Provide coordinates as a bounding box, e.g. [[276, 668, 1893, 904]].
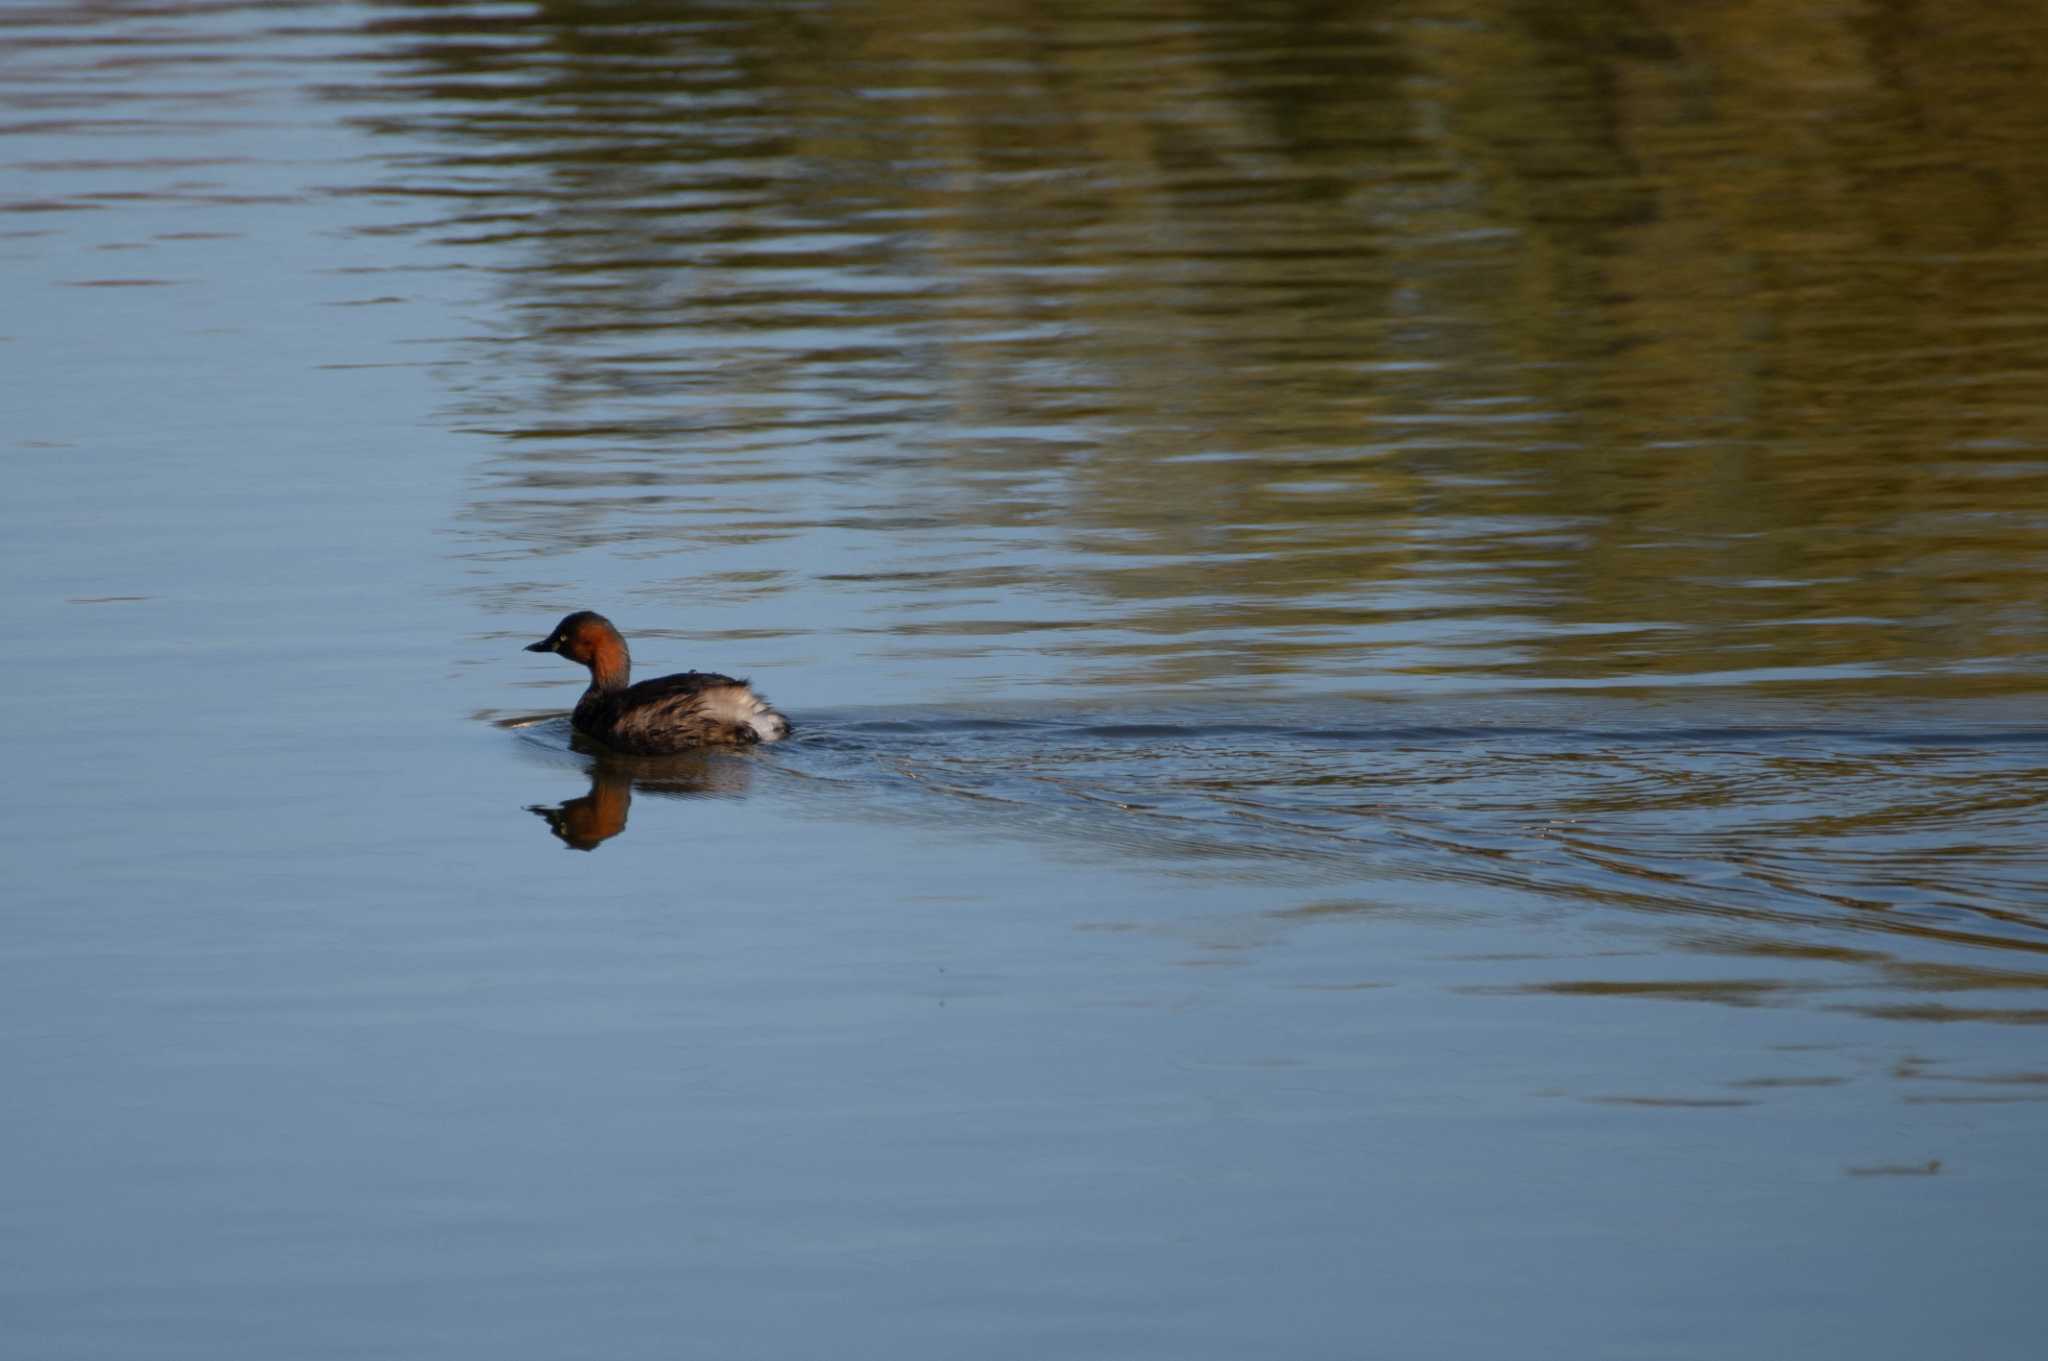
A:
[[526, 734, 754, 851]]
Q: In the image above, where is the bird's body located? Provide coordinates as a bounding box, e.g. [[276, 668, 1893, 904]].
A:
[[524, 611, 791, 753]]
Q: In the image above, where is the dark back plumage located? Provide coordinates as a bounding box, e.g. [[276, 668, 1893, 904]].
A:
[[526, 610, 791, 753]]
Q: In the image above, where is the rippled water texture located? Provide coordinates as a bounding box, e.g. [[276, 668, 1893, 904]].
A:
[[4, 3, 2046, 1358]]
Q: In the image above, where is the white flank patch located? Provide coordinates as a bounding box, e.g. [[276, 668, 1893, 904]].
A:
[[703, 684, 791, 742]]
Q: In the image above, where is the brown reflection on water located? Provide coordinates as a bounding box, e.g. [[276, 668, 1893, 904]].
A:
[[528, 762, 638, 851], [524, 740, 756, 850], [338, 0, 2048, 694], [1415, 0, 2048, 687]]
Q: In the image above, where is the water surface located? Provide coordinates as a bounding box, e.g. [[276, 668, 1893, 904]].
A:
[[4, 3, 2046, 1358]]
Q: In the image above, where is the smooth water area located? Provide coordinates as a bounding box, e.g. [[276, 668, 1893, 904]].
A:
[[3, 3, 2046, 1357]]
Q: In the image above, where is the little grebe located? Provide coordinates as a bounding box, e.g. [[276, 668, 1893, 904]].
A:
[[524, 610, 791, 752]]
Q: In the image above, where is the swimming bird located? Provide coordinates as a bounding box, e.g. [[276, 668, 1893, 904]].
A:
[[523, 610, 791, 753]]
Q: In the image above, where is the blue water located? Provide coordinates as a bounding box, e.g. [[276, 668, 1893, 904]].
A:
[[3, 4, 2046, 1358]]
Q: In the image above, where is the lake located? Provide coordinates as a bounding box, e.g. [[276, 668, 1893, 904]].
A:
[[3, 3, 2045, 1357]]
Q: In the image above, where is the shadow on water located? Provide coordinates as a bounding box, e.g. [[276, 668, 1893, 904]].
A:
[[504, 717, 756, 849]]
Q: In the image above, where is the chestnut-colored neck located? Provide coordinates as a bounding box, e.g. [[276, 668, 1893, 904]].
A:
[[586, 633, 631, 692]]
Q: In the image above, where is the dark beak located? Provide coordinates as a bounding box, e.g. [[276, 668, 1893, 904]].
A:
[[524, 638, 556, 653]]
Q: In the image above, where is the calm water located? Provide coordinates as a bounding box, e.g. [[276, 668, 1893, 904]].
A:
[[4, 2, 2047, 1356]]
